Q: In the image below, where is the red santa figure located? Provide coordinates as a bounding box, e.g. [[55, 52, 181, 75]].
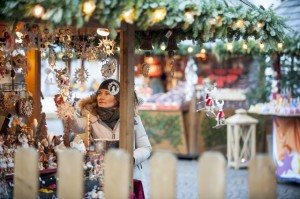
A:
[[205, 87, 216, 116], [214, 99, 225, 128]]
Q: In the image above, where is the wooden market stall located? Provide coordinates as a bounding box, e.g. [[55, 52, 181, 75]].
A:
[[0, 0, 292, 197]]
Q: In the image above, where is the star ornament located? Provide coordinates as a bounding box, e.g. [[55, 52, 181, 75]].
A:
[[57, 103, 75, 121], [98, 38, 115, 56]]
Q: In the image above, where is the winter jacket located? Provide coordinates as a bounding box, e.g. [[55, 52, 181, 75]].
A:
[[69, 95, 152, 182]]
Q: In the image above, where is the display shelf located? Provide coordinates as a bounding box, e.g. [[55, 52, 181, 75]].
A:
[[0, 83, 27, 92]]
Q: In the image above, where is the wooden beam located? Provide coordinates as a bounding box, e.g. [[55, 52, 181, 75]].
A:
[[25, 50, 41, 126], [119, 23, 135, 193]]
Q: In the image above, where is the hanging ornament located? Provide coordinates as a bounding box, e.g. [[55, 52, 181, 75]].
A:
[[74, 67, 89, 84], [101, 57, 117, 78], [54, 68, 70, 89], [56, 103, 75, 121], [98, 38, 115, 56], [213, 99, 225, 129], [141, 63, 150, 77], [48, 48, 56, 68], [16, 95, 34, 118]]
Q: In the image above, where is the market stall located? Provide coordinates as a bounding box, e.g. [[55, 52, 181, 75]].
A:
[[0, 0, 292, 197]]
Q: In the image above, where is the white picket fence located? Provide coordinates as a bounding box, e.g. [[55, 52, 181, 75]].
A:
[[13, 148, 276, 199]]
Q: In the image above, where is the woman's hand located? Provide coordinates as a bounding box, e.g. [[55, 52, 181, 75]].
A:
[[54, 94, 65, 107]]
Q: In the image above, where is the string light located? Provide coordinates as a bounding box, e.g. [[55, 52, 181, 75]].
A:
[[242, 43, 248, 50], [184, 11, 194, 23], [277, 42, 283, 50], [227, 43, 233, 51], [187, 46, 194, 53], [235, 19, 244, 28], [121, 9, 135, 24], [83, 0, 96, 15], [152, 7, 167, 23], [259, 43, 265, 50], [160, 43, 166, 51], [200, 48, 206, 54], [33, 4, 45, 18], [257, 21, 265, 29]]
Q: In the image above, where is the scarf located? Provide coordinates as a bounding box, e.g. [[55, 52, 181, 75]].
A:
[[97, 107, 120, 129]]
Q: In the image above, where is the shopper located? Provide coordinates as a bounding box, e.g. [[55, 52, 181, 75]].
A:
[[55, 78, 151, 197]]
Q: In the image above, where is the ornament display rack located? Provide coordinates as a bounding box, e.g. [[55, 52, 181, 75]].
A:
[[0, 82, 27, 93]]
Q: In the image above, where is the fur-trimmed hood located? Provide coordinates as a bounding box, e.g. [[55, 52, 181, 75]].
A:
[[77, 94, 98, 116]]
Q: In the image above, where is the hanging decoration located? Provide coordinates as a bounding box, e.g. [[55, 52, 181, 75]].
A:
[[48, 48, 57, 68], [197, 85, 226, 128], [98, 37, 115, 57], [74, 67, 89, 84], [141, 62, 150, 77], [101, 57, 117, 78]]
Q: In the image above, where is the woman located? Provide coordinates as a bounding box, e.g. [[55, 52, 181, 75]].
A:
[[59, 79, 151, 196]]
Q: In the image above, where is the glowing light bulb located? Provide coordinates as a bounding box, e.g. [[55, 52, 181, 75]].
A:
[[259, 43, 265, 49], [83, 0, 96, 15], [277, 43, 283, 50], [236, 19, 244, 28], [33, 4, 45, 18], [257, 21, 265, 29], [187, 46, 194, 53], [227, 43, 233, 51], [242, 43, 248, 50], [160, 44, 166, 51], [153, 7, 166, 22], [121, 9, 135, 24], [200, 48, 206, 54]]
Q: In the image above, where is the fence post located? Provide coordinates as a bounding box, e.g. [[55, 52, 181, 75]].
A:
[[13, 148, 39, 199], [104, 149, 130, 199], [198, 151, 226, 199], [150, 152, 177, 199], [57, 149, 84, 199], [248, 154, 276, 199]]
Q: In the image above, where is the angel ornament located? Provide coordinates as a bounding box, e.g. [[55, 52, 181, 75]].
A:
[[213, 99, 226, 129]]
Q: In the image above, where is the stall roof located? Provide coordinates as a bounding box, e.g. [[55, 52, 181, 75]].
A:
[[275, 0, 300, 34]]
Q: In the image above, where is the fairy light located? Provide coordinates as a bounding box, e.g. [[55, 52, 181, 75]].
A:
[[121, 9, 135, 24], [83, 0, 96, 15], [160, 43, 166, 51], [200, 48, 206, 54], [210, 18, 217, 25], [242, 43, 248, 50], [277, 42, 283, 50], [257, 21, 265, 29], [33, 4, 45, 18], [153, 7, 166, 22], [236, 19, 244, 28], [259, 43, 265, 50], [227, 43, 233, 51], [184, 11, 194, 23], [187, 46, 194, 53]]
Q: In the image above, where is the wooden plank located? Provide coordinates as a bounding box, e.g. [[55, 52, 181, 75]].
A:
[[57, 149, 84, 199], [198, 151, 226, 199], [13, 148, 39, 199], [119, 22, 135, 193], [188, 92, 197, 154], [25, 49, 41, 125], [150, 152, 177, 199], [104, 149, 130, 199], [248, 154, 276, 199]]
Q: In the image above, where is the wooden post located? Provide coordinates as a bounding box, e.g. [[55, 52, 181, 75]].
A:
[[104, 149, 130, 199], [188, 92, 197, 155], [57, 149, 84, 199], [25, 49, 41, 125], [198, 151, 226, 199], [119, 23, 135, 193], [13, 148, 39, 199], [150, 152, 177, 199], [248, 154, 276, 199]]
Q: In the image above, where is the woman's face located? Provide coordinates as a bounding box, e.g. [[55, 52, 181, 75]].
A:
[[97, 89, 118, 108]]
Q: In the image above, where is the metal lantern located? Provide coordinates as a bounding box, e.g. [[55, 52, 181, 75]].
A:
[[226, 109, 258, 169]]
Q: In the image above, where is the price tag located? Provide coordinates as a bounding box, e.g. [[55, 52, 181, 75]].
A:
[[165, 30, 173, 38]]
